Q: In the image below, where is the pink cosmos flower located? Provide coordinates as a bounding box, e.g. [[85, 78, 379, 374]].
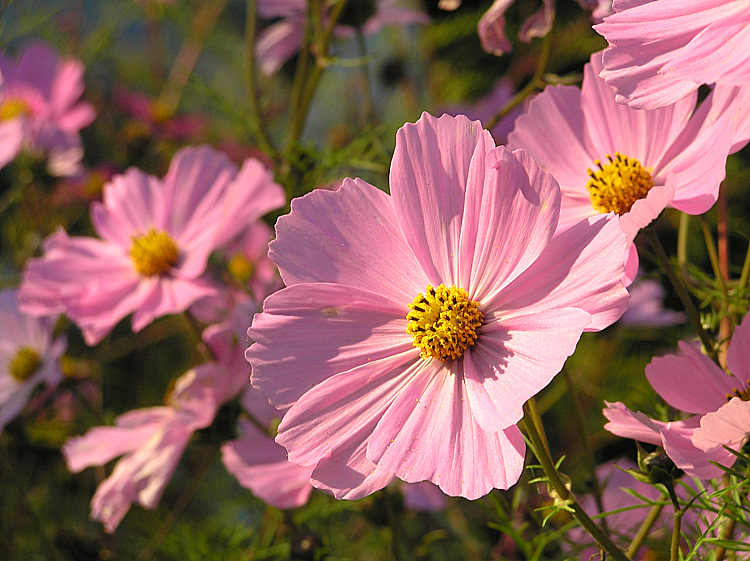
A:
[[20, 146, 285, 345], [0, 289, 66, 432], [256, 0, 429, 75], [0, 42, 95, 175], [114, 88, 206, 142], [507, 50, 735, 283], [595, 0, 750, 110], [619, 275, 685, 327], [247, 112, 629, 500], [604, 314, 750, 478], [63, 364, 222, 532]]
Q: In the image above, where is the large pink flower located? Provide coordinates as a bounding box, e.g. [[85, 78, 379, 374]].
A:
[[247, 112, 629, 500], [0, 289, 66, 432], [604, 313, 750, 479], [0, 42, 95, 175], [595, 0, 750, 110], [256, 0, 429, 75], [507, 50, 735, 283], [63, 364, 222, 532], [20, 146, 285, 345]]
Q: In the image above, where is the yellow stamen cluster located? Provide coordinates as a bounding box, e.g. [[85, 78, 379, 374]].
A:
[[228, 254, 255, 285], [130, 229, 179, 277], [727, 382, 750, 402], [406, 284, 483, 361], [0, 98, 32, 121], [586, 153, 654, 215], [9, 346, 42, 382]]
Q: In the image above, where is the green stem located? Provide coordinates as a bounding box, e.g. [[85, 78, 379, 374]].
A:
[[355, 27, 375, 124], [739, 241, 750, 293], [383, 489, 409, 561], [700, 216, 727, 296], [626, 502, 665, 558], [245, 0, 278, 159], [486, 28, 553, 131], [520, 403, 632, 561], [670, 507, 683, 561], [646, 228, 717, 361], [677, 213, 689, 269]]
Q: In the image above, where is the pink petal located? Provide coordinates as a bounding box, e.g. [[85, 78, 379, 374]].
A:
[[645, 341, 736, 415], [0, 119, 24, 168], [390, 112, 494, 286], [368, 360, 525, 498], [255, 20, 305, 76], [727, 313, 750, 381], [602, 401, 663, 446], [248, 283, 415, 409], [692, 397, 750, 466], [130, 276, 217, 333], [402, 481, 447, 512], [660, 417, 728, 479], [518, 0, 554, 43], [478, 0, 514, 56], [270, 178, 428, 304]]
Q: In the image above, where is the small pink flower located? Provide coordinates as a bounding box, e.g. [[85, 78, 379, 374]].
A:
[[604, 313, 750, 478], [0, 289, 66, 432], [620, 275, 685, 327], [508, 50, 735, 283], [595, 0, 750, 110], [20, 146, 285, 345], [256, 0, 429, 75], [63, 364, 222, 532], [0, 42, 95, 175], [247, 112, 629, 500], [114, 88, 205, 142]]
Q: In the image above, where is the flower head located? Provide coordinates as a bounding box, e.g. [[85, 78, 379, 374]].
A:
[[0, 42, 95, 175], [247, 112, 629, 500], [507, 50, 735, 283], [20, 146, 285, 345], [0, 289, 66, 432], [595, 0, 750, 109]]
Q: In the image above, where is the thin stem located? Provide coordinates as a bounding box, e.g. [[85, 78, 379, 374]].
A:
[[677, 213, 689, 269], [739, 241, 750, 293], [355, 27, 375, 124], [700, 216, 727, 296], [157, 0, 229, 115], [715, 517, 736, 561], [486, 28, 553, 131], [626, 502, 665, 558], [520, 403, 632, 561], [245, 0, 278, 158], [646, 228, 717, 361], [670, 507, 684, 561], [383, 489, 409, 561]]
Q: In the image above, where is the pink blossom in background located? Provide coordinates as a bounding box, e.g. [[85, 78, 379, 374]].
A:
[[225, 221, 283, 303], [20, 145, 285, 345], [595, 0, 750, 110], [247, 112, 629, 500], [0, 289, 66, 432], [401, 481, 447, 512], [604, 313, 750, 478], [0, 42, 95, 175], [63, 364, 223, 532], [443, 79, 521, 144], [507, 50, 735, 283], [619, 275, 685, 327], [255, 0, 429, 75], [114, 88, 205, 142]]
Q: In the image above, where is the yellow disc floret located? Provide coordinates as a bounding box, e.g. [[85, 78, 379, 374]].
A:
[[130, 229, 179, 277], [727, 382, 750, 402], [9, 346, 42, 382], [586, 153, 654, 215], [406, 284, 483, 361], [0, 98, 32, 121]]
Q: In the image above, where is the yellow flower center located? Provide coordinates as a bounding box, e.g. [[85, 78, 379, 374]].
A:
[[0, 97, 32, 121], [9, 346, 42, 382], [227, 254, 255, 285], [130, 229, 179, 277], [406, 284, 483, 361], [586, 153, 654, 215], [727, 382, 750, 402]]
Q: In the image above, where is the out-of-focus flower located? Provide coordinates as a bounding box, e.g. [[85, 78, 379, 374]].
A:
[[442, 79, 520, 144], [595, 0, 750, 110], [507, 50, 735, 283], [114, 88, 205, 142], [620, 275, 685, 327], [0, 289, 66, 432], [247, 112, 628, 500], [478, 0, 612, 56], [225, 222, 283, 303], [63, 364, 223, 532], [256, 0, 429, 75], [0, 43, 95, 176], [604, 313, 750, 479], [20, 146, 285, 345], [401, 481, 447, 512]]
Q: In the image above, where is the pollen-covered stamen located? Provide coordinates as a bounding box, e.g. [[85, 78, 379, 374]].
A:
[[130, 229, 179, 277], [727, 381, 750, 402], [586, 152, 654, 215], [0, 98, 32, 121], [9, 346, 42, 382], [406, 284, 483, 361]]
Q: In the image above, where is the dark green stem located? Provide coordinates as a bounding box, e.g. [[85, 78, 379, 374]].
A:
[[520, 402, 632, 561], [670, 507, 683, 561], [646, 228, 717, 361], [626, 502, 665, 558]]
